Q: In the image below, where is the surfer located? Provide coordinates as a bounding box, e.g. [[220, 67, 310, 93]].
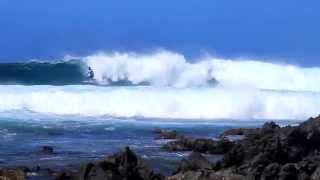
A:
[[88, 67, 94, 79]]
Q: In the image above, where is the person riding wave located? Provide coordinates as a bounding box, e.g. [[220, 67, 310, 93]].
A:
[[88, 66, 94, 79]]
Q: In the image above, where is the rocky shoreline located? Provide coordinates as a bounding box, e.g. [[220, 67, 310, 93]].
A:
[[3, 116, 320, 180]]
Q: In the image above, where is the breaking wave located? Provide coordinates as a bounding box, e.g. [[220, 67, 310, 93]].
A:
[[84, 51, 320, 91], [0, 85, 319, 120]]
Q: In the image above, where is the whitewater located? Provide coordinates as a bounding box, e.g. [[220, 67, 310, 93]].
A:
[[1, 50, 320, 120]]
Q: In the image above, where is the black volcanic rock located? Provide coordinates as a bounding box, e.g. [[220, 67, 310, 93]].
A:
[[212, 116, 320, 179], [168, 116, 320, 179]]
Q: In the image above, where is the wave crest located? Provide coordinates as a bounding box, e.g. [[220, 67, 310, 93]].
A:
[[84, 51, 320, 91]]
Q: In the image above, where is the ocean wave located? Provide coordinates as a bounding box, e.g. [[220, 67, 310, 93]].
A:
[[1, 50, 320, 92], [0, 85, 319, 120], [84, 51, 320, 91]]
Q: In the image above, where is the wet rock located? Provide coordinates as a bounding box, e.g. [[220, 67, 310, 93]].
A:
[[0, 168, 25, 180], [153, 129, 180, 139], [164, 137, 233, 154], [220, 128, 256, 138]]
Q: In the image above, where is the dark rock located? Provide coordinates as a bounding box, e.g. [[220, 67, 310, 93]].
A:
[[153, 129, 179, 139], [220, 128, 257, 138], [311, 166, 320, 180], [79, 163, 94, 180], [168, 169, 246, 180], [173, 152, 212, 173], [164, 137, 234, 154], [42, 146, 54, 154], [210, 116, 320, 179], [80, 147, 164, 180], [278, 163, 297, 180], [261, 163, 280, 180], [167, 170, 222, 180], [55, 171, 77, 180], [260, 121, 280, 134], [34, 146, 55, 155]]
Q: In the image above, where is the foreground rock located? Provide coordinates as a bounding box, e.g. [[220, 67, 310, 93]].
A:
[[168, 152, 245, 180], [210, 117, 320, 179], [166, 116, 320, 179]]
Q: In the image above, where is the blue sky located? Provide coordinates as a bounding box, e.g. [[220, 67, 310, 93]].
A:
[[0, 0, 319, 66]]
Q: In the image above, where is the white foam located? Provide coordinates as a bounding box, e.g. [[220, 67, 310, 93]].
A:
[[0, 85, 319, 120], [84, 51, 320, 92]]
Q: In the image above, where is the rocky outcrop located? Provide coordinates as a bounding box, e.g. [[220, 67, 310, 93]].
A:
[[168, 152, 245, 180], [210, 117, 320, 179], [219, 128, 257, 138], [167, 116, 320, 179], [173, 152, 212, 173]]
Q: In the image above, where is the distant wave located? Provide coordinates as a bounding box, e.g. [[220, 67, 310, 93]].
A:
[[0, 85, 319, 120]]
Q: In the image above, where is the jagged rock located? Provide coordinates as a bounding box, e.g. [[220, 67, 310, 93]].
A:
[[261, 163, 280, 180], [167, 170, 222, 180], [219, 128, 257, 138], [278, 163, 298, 180], [173, 152, 212, 173], [212, 116, 320, 179]]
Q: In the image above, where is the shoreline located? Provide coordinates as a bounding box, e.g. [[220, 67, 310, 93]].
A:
[[2, 116, 320, 179]]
